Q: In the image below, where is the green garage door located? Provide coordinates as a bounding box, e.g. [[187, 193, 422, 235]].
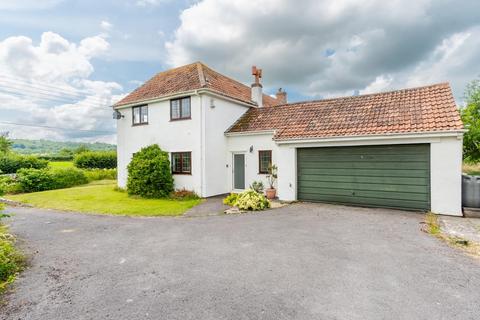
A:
[[297, 144, 430, 211]]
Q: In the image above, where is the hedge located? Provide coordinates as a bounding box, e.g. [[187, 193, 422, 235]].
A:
[[16, 168, 88, 193], [73, 151, 117, 169], [0, 154, 48, 174]]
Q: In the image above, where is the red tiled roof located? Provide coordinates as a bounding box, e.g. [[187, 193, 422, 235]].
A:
[[226, 83, 464, 140], [114, 62, 279, 107]]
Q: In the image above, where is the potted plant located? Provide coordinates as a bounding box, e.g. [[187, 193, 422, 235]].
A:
[[265, 164, 278, 199]]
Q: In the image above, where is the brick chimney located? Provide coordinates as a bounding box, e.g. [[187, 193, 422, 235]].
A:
[[251, 66, 263, 107], [275, 88, 287, 104]]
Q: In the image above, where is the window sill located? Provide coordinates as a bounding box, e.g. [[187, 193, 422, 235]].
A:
[[132, 123, 149, 126], [170, 117, 191, 122], [172, 172, 192, 175]]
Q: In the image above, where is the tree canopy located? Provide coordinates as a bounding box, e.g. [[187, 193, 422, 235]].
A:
[[461, 80, 480, 162]]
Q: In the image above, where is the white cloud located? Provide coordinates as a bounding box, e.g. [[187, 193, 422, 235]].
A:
[[100, 20, 113, 31], [0, 32, 122, 142], [166, 0, 480, 100]]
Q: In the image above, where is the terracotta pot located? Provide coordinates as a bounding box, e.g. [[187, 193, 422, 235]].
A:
[[265, 188, 276, 199]]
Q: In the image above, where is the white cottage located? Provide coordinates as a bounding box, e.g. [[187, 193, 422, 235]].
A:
[[114, 62, 464, 216]]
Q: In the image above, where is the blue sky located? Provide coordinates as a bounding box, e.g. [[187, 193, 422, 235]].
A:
[[0, 0, 479, 142]]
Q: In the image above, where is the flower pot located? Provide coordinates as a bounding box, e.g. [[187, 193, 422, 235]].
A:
[[266, 188, 276, 199]]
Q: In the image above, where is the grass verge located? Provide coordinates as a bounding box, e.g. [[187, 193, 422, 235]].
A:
[[6, 180, 202, 217], [423, 212, 480, 258], [0, 204, 25, 293]]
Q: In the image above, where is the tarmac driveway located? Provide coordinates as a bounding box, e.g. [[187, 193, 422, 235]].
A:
[[1, 203, 479, 320]]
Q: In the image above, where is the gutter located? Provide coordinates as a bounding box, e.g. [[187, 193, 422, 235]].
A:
[[274, 130, 466, 145], [224, 130, 276, 137]]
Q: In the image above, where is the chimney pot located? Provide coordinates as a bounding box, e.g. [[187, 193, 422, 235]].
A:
[[276, 88, 287, 104]]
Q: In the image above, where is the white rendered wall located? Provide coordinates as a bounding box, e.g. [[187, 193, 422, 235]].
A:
[[203, 94, 251, 197], [116, 96, 203, 195], [226, 134, 278, 192], [430, 136, 463, 216]]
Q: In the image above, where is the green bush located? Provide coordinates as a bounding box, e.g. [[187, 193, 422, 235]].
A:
[[0, 205, 25, 292], [83, 168, 117, 182], [127, 145, 174, 198], [17, 168, 55, 192], [16, 168, 88, 193], [52, 168, 88, 189], [249, 181, 264, 193], [0, 153, 48, 174], [0, 176, 21, 195], [73, 151, 117, 169], [235, 189, 270, 211], [223, 193, 239, 206]]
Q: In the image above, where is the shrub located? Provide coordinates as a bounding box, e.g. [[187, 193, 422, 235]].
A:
[[73, 151, 117, 169], [0, 153, 48, 174], [223, 193, 239, 206], [235, 189, 270, 211], [0, 176, 21, 195], [0, 205, 25, 292], [249, 181, 264, 193], [17, 168, 55, 192], [84, 168, 117, 182], [38, 155, 73, 161], [170, 188, 200, 200], [52, 168, 88, 189], [127, 145, 174, 198], [16, 168, 88, 193]]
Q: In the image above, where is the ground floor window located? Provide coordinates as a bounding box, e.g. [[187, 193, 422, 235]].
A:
[[172, 152, 191, 174], [259, 150, 272, 174]]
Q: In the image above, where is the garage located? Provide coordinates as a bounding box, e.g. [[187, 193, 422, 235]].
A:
[[297, 144, 431, 211]]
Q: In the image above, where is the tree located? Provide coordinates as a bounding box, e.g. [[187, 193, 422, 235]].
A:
[[0, 133, 12, 154], [461, 79, 480, 162], [127, 145, 174, 198], [74, 144, 90, 154]]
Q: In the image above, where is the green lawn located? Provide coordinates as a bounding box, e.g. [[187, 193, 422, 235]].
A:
[[48, 161, 74, 169], [6, 180, 201, 216]]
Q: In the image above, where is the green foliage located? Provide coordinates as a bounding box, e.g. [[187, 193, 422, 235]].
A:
[[74, 151, 117, 169], [0, 135, 12, 154], [0, 153, 48, 174], [461, 80, 480, 162], [266, 164, 278, 189], [0, 176, 21, 195], [249, 181, 264, 193], [223, 193, 239, 206], [16, 168, 88, 193], [0, 205, 25, 292], [235, 189, 270, 211], [170, 188, 200, 200], [52, 168, 88, 189], [83, 168, 117, 182], [11, 139, 115, 155], [127, 145, 174, 198]]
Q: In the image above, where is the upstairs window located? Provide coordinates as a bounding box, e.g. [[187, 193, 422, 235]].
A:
[[170, 97, 191, 120], [172, 152, 191, 174], [258, 150, 272, 174], [132, 105, 148, 125]]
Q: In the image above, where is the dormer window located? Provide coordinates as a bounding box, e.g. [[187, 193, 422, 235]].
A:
[[170, 97, 191, 120], [132, 105, 148, 125]]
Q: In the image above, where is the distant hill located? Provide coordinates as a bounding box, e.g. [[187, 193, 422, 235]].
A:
[[11, 139, 116, 155]]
